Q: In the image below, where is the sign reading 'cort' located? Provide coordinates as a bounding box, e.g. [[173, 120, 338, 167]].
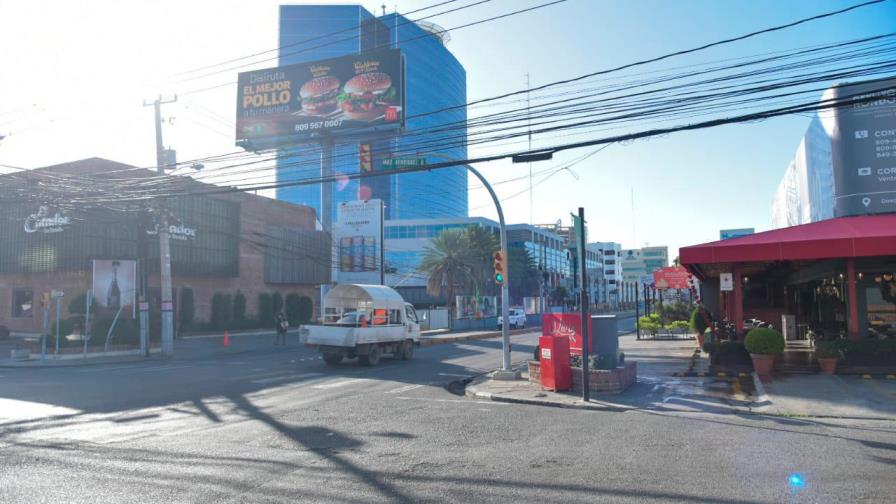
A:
[[24, 206, 71, 234], [146, 223, 197, 241]]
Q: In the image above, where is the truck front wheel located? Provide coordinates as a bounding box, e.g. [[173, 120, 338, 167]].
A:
[[322, 352, 343, 365], [359, 345, 382, 366], [400, 339, 415, 360]]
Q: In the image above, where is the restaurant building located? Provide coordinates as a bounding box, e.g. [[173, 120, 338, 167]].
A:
[[0, 158, 330, 334]]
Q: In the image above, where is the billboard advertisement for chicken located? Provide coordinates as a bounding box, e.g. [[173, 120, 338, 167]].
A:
[[236, 49, 404, 146]]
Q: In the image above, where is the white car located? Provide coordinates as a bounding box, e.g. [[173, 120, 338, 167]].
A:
[[498, 309, 527, 330]]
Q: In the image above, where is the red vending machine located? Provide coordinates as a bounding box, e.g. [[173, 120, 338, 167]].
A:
[[539, 334, 571, 391]]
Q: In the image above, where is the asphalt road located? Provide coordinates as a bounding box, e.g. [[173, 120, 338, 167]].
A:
[[1, 332, 894, 503]]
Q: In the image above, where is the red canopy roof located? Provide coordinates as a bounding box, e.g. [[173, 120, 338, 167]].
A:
[[680, 214, 896, 265]]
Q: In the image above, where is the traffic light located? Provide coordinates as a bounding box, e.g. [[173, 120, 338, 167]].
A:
[[493, 250, 506, 284]]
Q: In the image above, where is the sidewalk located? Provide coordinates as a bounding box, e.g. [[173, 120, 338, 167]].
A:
[[465, 333, 896, 420], [0, 326, 531, 368]]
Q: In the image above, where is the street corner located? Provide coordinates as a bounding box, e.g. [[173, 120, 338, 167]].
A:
[[464, 369, 631, 412]]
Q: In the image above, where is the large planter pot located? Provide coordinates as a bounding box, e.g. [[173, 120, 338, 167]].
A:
[[750, 353, 776, 382], [818, 357, 838, 375]]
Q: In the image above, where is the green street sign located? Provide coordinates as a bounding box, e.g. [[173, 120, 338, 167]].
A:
[[381, 158, 427, 169]]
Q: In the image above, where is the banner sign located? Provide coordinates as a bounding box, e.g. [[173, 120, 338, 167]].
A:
[[653, 266, 691, 290], [92, 259, 137, 317], [236, 49, 404, 145], [455, 296, 497, 319], [720, 273, 734, 292], [830, 77, 896, 216], [335, 199, 383, 284]]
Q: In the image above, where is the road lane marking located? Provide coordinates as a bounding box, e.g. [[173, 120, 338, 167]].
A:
[[384, 384, 424, 394], [311, 378, 367, 389], [438, 373, 472, 378], [251, 372, 323, 384]]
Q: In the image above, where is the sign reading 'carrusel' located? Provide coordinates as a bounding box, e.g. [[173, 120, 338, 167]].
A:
[[542, 313, 592, 356]]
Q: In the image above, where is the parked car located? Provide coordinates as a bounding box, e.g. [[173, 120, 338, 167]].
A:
[[498, 308, 527, 330]]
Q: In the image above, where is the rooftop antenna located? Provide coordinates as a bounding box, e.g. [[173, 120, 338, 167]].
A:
[[382, 4, 386, 15]]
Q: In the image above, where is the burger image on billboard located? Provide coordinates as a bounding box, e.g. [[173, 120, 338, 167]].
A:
[[338, 72, 396, 121], [299, 75, 341, 116]]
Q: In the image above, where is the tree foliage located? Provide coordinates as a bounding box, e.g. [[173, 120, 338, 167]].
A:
[[419, 229, 474, 309]]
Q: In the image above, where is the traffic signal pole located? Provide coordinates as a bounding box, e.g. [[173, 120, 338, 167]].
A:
[[466, 165, 515, 377]]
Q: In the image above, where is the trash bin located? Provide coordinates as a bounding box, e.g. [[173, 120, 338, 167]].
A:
[[539, 334, 571, 391]]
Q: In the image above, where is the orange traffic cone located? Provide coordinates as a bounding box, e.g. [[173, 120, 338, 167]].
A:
[[223, 330, 231, 348]]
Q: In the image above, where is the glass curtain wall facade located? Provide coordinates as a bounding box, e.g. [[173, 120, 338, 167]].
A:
[[770, 115, 835, 228], [276, 6, 468, 224]]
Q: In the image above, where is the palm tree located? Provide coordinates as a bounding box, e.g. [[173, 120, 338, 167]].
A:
[[463, 225, 500, 294], [419, 229, 474, 312]]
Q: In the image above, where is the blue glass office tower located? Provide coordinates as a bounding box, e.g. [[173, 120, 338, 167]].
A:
[[276, 5, 469, 224]]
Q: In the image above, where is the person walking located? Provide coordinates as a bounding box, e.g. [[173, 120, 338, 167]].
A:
[[275, 310, 289, 346]]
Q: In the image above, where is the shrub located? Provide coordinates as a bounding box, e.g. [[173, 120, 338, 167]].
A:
[[179, 288, 195, 328], [233, 291, 247, 322], [285, 293, 301, 325], [258, 293, 275, 328], [298, 296, 313, 323], [210, 293, 232, 330], [272, 292, 284, 317], [68, 292, 98, 315], [593, 353, 618, 370], [690, 307, 711, 335], [669, 320, 690, 331], [744, 327, 785, 355], [94, 318, 140, 346], [816, 340, 847, 359], [702, 340, 748, 356]]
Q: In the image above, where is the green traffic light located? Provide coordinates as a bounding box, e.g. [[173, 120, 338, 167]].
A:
[[495, 273, 504, 283]]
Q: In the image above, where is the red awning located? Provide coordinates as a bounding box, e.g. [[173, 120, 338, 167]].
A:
[[680, 214, 896, 265]]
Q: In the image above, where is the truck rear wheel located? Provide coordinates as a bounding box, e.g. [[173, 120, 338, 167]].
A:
[[359, 345, 382, 366], [322, 352, 343, 365], [400, 339, 414, 360]]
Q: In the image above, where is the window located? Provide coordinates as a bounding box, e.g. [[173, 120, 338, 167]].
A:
[[405, 305, 418, 323], [12, 288, 33, 318], [389, 309, 402, 325]]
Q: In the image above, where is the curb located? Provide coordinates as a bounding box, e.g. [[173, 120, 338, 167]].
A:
[[465, 386, 630, 412], [419, 328, 531, 347]]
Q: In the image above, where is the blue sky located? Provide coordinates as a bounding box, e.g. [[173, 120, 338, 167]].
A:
[[1, 0, 893, 257]]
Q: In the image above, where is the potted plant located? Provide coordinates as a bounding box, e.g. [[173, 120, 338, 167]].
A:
[[690, 306, 712, 349], [815, 341, 843, 375], [744, 327, 785, 382]]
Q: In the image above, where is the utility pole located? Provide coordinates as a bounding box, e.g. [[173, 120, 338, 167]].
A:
[[144, 94, 177, 357], [574, 208, 590, 401]]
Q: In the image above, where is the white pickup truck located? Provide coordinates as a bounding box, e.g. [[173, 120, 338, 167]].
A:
[[299, 284, 420, 366], [498, 308, 527, 330]]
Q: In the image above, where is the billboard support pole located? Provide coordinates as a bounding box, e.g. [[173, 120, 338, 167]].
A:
[[144, 94, 177, 357], [320, 137, 336, 315]]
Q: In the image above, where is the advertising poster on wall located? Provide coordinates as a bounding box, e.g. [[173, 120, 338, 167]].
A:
[[335, 199, 383, 285], [236, 49, 404, 146], [92, 260, 137, 317], [454, 296, 498, 319], [830, 77, 896, 216]]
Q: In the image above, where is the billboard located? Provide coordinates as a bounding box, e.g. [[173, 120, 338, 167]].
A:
[[653, 266, 691, 290], [92, 260, 137, 316], [335, 199, 383, 284], [829, 77, 896, 216], [236, 49, 404, 146]]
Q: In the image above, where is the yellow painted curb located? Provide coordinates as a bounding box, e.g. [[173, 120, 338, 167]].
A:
[[862, 374, 873, 380], [886, 374, 896, 380], [717, 372, 727, 378]]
